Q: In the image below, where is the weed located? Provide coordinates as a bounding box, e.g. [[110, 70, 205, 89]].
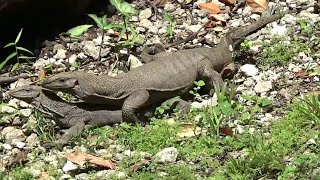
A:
[[298, 19, 314, 36], [189, 80, 206, 97], [31, 111, 57, 143], [295, 93, 320, 125], [6, 166, 34, 180], [240, 40, 252, 51], [2, 28, 35, 72], [164, 12, 176, 41]]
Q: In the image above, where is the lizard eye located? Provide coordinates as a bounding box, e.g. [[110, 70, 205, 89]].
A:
[[59, 79, 65, 83]]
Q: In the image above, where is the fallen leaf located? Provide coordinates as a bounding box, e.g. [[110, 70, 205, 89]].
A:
[[295, 70, 308, 78], [219, 126, 234, 136], [177, 123, 204, 138], [38, 69, 46, 79], [209, 14, 229, 22], [219, 0, 236, 5], [246, 0, 268, 12], [66, 149, 115, 169], [199, 2, 221, 14]]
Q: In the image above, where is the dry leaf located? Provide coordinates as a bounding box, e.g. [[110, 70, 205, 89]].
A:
[[177, 124, 204, 138], [199, 2, 221, 14], [246, 0, 268, 12], [219, 0, 236, 5], [219, 126, 234, 136], [295, 70, 308, 78], [38, 69, 46, 79], [66, 149, 115, 169]]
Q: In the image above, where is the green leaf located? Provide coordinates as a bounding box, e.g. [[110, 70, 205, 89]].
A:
[[18, 56, 36, 59], [17, 46, 34, 55], [0, 52, 17, 71], [110, 0, 138, 16], [11, 62, 19, 72], [88, 14, 104, 29], [4, 42, 15, 48], [67, 25, 93, 38], [15, 28, 23, 44]]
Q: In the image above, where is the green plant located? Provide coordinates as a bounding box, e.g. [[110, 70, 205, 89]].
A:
[[295, 93, 320, 125], [2, 28, 35, 72], [164, 12, 175, 40], [298, 19, 314, 35], [65, 25, 93, 38], [240, 40, 252, 51], [189, 80, 205, 97]]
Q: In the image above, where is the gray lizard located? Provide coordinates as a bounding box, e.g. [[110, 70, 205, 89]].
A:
[[8, 85, 125, 145], [41, 5, 315, 123]]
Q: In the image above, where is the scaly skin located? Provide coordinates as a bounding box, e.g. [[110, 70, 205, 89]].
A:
[[41, 5, 315, 123]]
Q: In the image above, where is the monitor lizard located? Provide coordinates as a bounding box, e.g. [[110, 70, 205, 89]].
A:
[[41, 4, 316, 123]]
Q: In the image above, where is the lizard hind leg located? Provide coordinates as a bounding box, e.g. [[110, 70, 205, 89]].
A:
[[122, 89, 150, 124], [56, 120, 86, 145]]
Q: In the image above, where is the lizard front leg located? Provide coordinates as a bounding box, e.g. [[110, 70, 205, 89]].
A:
[[56, 120, 86, 145], [198, 59, 224, 95], [122, 89, 150, 124]]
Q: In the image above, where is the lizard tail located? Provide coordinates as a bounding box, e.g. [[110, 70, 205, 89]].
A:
[[228, 3, 317, 47]]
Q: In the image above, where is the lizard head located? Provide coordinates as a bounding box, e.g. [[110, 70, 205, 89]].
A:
[[8, 85, 41, 103], [41, 72, 79, 90]]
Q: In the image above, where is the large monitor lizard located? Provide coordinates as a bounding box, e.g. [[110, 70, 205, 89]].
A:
[[8, 85, 124, 145], [41, 5, 316, 123]]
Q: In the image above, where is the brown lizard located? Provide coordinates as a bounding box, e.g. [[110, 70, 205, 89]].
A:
[[41, 5, 316, 123]]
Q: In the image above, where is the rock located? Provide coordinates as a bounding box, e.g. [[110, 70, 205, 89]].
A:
[[19, 101, 32, 108], [139, 19, 153, 28], [191, 96, 218, 109], [254, 81, 272, 93], [53, 49, 67, 59], [62, 161, 77, 172], [123, 150, 135, 157], [139, 8, 152, 19], [1, 127, 26, 143], [1, 103, 17, 114], [243, 78, 255, 87], [26, 133, 40, 147], [82, 41, 99, 60], [154, 147, 178, 163], [19, 109, 32, 117], [53, 44, 66, 54], [128, 55, 143, 69], [75, 173, 89, 180], [240, 64, 259, 77], [117, 172, 126, 179], [12, 140, 26, 149], [164, 4, 176, 12], [185, 24, 202, 33], [2, 143, 12, 150], [270, 25, 287, 36], [68, 54, 77, 64], [148, 26, 159, 34]]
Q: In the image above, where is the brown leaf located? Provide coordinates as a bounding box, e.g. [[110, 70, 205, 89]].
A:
[[295, 71, 308, 78], [246, 0, 268, 12], [199, 2, 221, 14], [209, 14, 229, 22], [66, 149, 115, 169], [219, 126, 234, 136], [38, 69, 46, 79], [11, 150, 28, 165]]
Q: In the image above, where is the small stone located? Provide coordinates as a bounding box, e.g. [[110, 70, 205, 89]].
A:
[[213, 26, 224, 32], [164, 4, 176, 11], [77, 52, 87, 59], [123, 150, 135, 157], [1, 103, 17, 113], [82, 41, 99, 60], [306, 139, 316, 145], [68, 54, 77, 64], [19, 101, 31, 108], [2, 143, 12, 150], [191, 96, 218, 109], [148, 26, 159, 34], [139, 8, 152, 19], [185, 24, 202, 33], [139, 19, 153, 28], [243, 78, 255, 87], [117, 172, 126, 179], [270, 25, 287, 36], [75, 173, 88, 180], [128, 55, 143, 69], [26, 133, 40, 147], [53, 44, 65, 54], [240, 64, 259, 77], [19, 109, 32, 117], [2, 127, 26, 143], [12, 140, 26, 149], [114, 153, 124, 161], [154, 147, 178, 163], [62, 161, 77, 172], [254, 81, 272, 93], [53, 49, 67, 59]]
